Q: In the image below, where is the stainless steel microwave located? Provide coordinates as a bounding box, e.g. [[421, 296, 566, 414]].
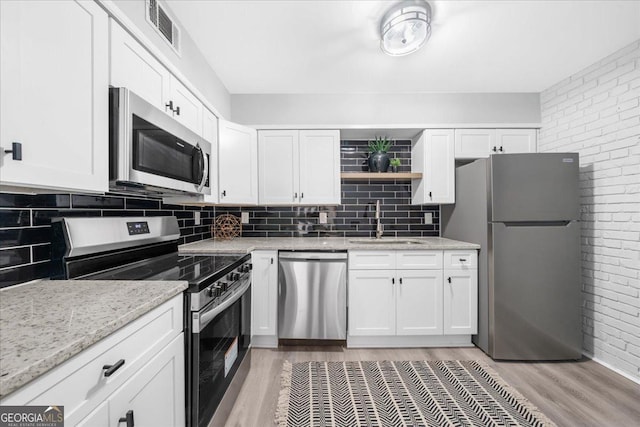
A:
[[109, 87, 211, 196]]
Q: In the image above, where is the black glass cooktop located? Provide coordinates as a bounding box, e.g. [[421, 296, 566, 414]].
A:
[[84, 252, 249, 292]]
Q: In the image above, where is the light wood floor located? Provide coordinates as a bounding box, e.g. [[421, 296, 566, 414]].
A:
[[223, 346, 640, 427]]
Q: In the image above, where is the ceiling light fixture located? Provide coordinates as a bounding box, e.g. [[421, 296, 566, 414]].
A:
[[380, 0, 432, 57]]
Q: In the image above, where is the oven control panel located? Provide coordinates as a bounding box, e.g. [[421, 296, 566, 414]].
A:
[[127, 221, 150, 235]]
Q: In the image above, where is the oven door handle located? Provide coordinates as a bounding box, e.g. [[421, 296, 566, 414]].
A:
[[192, 277, 250, 333]]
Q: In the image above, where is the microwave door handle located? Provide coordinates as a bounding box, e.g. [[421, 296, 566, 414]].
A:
[[196, 145, 208, 193]]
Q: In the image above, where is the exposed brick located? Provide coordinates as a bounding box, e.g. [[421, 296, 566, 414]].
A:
[[540, 40, 640, 380]]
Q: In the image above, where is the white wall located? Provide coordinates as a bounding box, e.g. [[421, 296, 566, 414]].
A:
[[111, 0, 231, 118], [539, 40, 640, 381], [231, 93, 540, 126]]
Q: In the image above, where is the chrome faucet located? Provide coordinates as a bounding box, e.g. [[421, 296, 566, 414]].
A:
[[375, 200, 383, 239]]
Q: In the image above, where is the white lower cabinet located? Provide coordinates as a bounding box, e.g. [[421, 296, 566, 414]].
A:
[[76, 334, 185, 427], [251, 251, 278, 347], [0, 295, 185, 427], [348, 269, 396, 336], [443, 269, 478, 335], [348, 250, 477, 347], [396, 270, 443, 335], [108, 334, 185, 427]]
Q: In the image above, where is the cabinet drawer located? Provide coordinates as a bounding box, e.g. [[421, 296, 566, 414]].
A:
[[396, 251, 443, 269], [444, 250, 478, 269], [349, 251, 396, 270], [2, 295, 183, 423]]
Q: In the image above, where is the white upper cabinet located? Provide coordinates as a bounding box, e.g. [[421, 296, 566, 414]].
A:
[[496, 129, 537, 153], [412, 129, 455, 205], [110, 21, 171, 112], [454, 129, 496, 159], [298, 130, 341, 205], [218, 120, 258, 205], [169, 76, 203, 135], [0, 0, 109, 193], [455, 129, 536, 158], [110, 20, 204, 137], [258, 130, 299, 204], [258, 130, 340, 205]]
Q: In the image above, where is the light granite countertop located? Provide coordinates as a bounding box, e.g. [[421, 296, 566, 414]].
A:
[[0, 280, 187, 398], [178, 236, 480, 254]]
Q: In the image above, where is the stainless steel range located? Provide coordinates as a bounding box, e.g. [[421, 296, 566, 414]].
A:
[[50, 216, 252, 427]]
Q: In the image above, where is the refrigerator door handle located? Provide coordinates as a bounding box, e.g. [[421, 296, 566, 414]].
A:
[[499, 220, 573, 227]]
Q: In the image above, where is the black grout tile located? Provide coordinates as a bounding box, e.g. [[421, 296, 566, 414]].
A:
[[0, 227, 51, 248], [0, 194, 70, 208], [0, 247, 31, 268], [0, 210, 30, 228]]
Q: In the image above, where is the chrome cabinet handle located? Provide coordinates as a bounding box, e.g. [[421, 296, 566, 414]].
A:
[[499, 146, 503, 152], [165, 100, 174, 112], [459, 258, 467, 262], [399, 277, 403, 284], [447, 277, 452, 283], [492, 146, 497, 152], [294, 192, 298, 199], [103, 359, 125, 377], [174, 106, 181, 116], [221, 190, 226, 197]]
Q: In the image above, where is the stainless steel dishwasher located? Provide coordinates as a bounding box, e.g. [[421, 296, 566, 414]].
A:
[[278, 251, 347, 340]]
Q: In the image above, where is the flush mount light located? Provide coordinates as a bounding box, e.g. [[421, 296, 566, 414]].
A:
[[380, 0, 431, 56]]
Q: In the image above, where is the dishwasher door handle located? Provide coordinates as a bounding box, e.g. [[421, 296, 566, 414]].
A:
[[279, 252, 347, 261]]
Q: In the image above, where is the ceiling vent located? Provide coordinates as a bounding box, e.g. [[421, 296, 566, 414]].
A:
[[146, 0, 181, 55]]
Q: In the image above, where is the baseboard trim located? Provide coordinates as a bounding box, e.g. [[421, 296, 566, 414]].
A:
[[347, 335, 473, 348], [583, 351, 640, 385], [252, 335, 278, 348]]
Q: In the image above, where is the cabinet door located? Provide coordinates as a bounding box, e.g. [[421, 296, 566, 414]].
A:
[[169, 76, 203, 135], [110, 21, 171, 112], [443, 269, 478, 335], [109, 334, 185, 427], [0, 0, 108, 193], [251, 251, 278, 337], [218, 120, 258, 204], [76, 401, 109, 427], [396, 270, 443, 335], [348, 270, 395, 336], [496, 129, 537, 153], [258, 130, 299, 204], [454, 129, 496, 159], [397, 251, 443, 270], [411, 130, 455, 204], [202, 109, 219, 203], [298, 130, 341, 205]]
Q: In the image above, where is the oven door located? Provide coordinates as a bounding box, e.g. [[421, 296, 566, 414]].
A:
[[188, 278, 251, 427], [110, 87, 211, 195]]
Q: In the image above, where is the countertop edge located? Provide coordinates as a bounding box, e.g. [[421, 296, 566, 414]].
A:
[[0, 282, 187, 399], [178, 238, 481, 254]]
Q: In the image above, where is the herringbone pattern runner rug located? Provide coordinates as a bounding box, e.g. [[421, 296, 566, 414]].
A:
[[276, 360, 556, 427]]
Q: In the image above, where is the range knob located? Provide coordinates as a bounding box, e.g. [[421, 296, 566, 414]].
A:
[[218, 281, 228, 292], [207, 284, 220, 298]]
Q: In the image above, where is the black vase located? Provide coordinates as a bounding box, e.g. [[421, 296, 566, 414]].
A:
[[368, 152, 390, 172]]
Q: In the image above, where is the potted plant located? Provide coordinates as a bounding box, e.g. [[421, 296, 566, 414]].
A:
[[390, 157, 401, 172], [367, 136, 393, 172]]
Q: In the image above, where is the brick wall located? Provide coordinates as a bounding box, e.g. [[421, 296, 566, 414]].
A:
[[538, 40, 640, 381]]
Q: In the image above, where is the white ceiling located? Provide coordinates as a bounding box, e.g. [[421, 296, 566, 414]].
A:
[[166, 0, 640, 94]]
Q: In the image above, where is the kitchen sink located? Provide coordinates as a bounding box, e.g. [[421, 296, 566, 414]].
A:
[[349, 238, 425, 245]]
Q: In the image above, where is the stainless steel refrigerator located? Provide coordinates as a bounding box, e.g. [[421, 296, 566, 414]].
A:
[[442, 153, 582, 360]]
